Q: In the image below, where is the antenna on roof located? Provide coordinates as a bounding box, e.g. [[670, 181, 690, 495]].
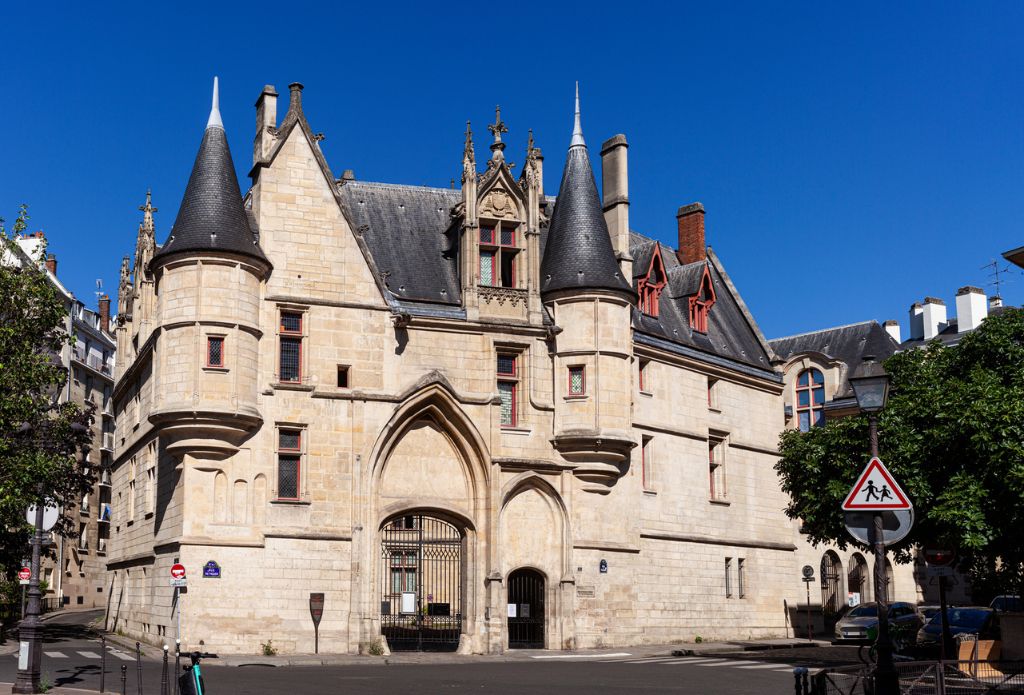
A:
[[981, 259, 1012, 297]]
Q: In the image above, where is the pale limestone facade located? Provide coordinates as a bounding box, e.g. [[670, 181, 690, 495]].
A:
[[109, 82, 803, 655]]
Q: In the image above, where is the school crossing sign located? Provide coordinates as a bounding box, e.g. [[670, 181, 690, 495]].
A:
[[841, 457, 912, 511]]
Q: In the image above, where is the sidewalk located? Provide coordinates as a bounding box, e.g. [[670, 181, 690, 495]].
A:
[[0, 686, 103, 695]]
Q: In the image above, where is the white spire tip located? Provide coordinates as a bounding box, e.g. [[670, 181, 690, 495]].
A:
[[207, 76, 223, 130]]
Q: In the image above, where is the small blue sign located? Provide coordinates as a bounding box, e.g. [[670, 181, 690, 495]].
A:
[[203, 561, 221, 578]]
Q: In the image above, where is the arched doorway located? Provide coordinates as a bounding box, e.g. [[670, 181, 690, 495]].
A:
[[820, 551, 843, 631], [380, 513, 464, 651], [848, 553, 869, 604], [507, 568, 545, 649]]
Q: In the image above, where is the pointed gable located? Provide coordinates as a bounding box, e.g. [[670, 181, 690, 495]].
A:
[[154, 79, 268, 266], [540, 87, 633, 298]]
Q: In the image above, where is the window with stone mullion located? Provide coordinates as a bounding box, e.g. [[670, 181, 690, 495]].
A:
[[479, 222, 518, 288]]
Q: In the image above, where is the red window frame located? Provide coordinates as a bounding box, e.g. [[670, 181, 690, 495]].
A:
[[688, 264, 717, 334], [479, 223, 518, 288], [497, 353, 518, 428], [279, 311, 303, 383], [567, 365, 586, 395], [206, 336, 224, 368], [637, 244, 667, 317], [795, 368, 826, 431], [638, 359, 650, 392], [277, 428, 302, 501], [641, 436, 653, 490]]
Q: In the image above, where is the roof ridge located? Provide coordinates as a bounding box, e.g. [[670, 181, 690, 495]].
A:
[[341, 180, 459, 194], [769, 320, 878, 343]]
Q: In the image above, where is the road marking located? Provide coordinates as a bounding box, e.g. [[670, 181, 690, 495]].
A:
[[531, 652, 631, 659], [660, 658, 728, 665], [110, 650, 136, 661], [596, 656, 677, 664], [44, 651, 67, 658], [78, 651, 102, 659], [738, 663, 792, 669], [775, 668, 796, 672], [697, 660, 759, 667]]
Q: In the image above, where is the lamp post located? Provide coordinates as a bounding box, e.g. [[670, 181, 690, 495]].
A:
[[848, 356, 898, 695], [13, 421, 88, 694]]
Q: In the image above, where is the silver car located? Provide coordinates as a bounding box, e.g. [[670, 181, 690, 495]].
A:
[[834, 601, 923, 645]]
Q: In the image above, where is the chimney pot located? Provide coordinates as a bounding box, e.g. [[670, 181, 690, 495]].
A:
[[288, 82, 304, 113], [676, 202, 706, 265], [883, 320, 901, 344], [98, 294, 111, 333], [44, 253, 57, 276], [954, 286, 987, 333], [989, 295, 1004, 309]]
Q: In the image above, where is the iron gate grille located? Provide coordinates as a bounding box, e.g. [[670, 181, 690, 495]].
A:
[[507, 568, 545, 649], [820, 553, 843, 632], [380, 514, 463, 651]]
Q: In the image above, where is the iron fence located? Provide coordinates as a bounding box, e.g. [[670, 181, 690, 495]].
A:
[[794, 661, 1024, 694]]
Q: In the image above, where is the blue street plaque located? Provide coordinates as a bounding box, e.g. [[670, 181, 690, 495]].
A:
[[203, 561, 221, 578]]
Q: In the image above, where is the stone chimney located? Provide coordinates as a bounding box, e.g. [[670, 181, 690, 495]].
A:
[[676, 202, 706, 265], [883, 320, 901, 344], [600, 134, 631, 278], [990, 295, 1004, 310], [922, 297, 947, 340], [908, 303, 924, 340], [44, 253, 57, 276], [288, 82, 304, 116], [253, 84, 278, 165], [98, 294, 111, 333], [955, 286, 987, 333]]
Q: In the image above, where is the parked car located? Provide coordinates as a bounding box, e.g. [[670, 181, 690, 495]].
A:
[[916, 607, 1000, 648], [834, 602, 923, 646], [917, 605, 942, 623], [989, 595, 1021, 613]]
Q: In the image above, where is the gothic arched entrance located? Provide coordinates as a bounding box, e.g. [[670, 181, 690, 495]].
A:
[[380, 513, 464, 652], [848, 553, 870, 604], [507, 568, 545, 649]]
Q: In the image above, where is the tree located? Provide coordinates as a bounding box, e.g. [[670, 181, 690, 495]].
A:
[[0, 205, 94, 590], [776, 308, 1024, 597]]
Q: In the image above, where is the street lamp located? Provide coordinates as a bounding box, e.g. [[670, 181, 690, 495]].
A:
[[848, 356, 898, 695], [13, 420, 88, 694]]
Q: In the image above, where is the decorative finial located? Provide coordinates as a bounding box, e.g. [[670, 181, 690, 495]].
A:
[[207, 76, 223, 130], [488, 105, 508, 161], [570, 81, 585, 147], [139, 190, 158, 231], [464, 120, 475, 161]]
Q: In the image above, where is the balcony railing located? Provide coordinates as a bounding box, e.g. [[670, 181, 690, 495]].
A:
[[71, 347, 112, 376]]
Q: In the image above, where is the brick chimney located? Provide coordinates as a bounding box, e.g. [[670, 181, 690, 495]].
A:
[[676, 203, 706, 265], [98, 294, 111, 333], [44, 253, 57, 276]]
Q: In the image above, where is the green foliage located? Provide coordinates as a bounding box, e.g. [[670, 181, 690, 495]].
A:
[[0, 205, 95, 579], [776, 308, 1024, 595], [367, 639, 386, 656], [261, 639, 277, 656]]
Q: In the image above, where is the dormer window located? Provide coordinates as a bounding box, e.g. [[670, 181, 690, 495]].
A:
[[688, 264, 717, 334], [637, 244, 667, 317], [479, 222, 519, 288]]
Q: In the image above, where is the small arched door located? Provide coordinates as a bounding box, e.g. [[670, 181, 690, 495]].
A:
[[820, 552, 843, 631], [507, 568, 545, 649]]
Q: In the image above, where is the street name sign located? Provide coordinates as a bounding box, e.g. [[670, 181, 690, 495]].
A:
[[841, 457, 912, 511]]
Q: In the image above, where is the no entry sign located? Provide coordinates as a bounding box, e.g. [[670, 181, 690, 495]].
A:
[[18, 567, 31, 581], [170, 564, 186, 580]]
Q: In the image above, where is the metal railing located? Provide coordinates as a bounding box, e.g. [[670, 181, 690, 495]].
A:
[[794, 661, 1024, 694]]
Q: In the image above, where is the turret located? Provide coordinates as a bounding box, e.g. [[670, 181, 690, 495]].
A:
[[540, 85, 635, 493], [148, 78, 270, 455]]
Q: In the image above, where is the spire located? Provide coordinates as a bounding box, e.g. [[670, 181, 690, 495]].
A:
[[462, 120, 476, 183], [153, 80, 268, 267], [488, 105, 508, 163], [570, 81, 585, 148], [139, 189, 157, 234], [540, 85, 633, 298], [207, 76, 223, 130]]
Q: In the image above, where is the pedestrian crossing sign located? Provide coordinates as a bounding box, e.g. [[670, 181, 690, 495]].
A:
[[841, 457, 912, 511]]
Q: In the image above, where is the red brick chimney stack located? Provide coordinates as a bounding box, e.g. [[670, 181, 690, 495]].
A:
[[44, 253, 57, 276], [676, 202, 706, 265], [98, 295, 111, 333]]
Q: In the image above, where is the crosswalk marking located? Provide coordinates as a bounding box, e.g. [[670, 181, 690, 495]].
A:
[[697, 660, 759, 667], [78, 651, 102, 659], [44, 651, 68, 658], [598, 656, 678, 664], [110, 650, 136, 661], [660, 658, 727, 665], [738, 663, 791, 669]]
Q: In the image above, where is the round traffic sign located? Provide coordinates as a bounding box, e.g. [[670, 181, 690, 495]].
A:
[[26, 504, 60, 532], [18, 567, 31, 581], [925, 549, 955, 566], [170, 564, 186, 580], [844, 508, 914, 546], [801, 565, 814, 579]]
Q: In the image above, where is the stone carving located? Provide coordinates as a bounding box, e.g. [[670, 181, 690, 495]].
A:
[[480, 188, 517, 219], [478, 286, 527, 307]]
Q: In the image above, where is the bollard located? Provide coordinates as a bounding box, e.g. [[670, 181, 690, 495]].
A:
[[161, 644, 169, 695], [120, 664, 127, 695], [100, 634, 107, 694], [136, 641, 143, 695], [174, 639, 181, 695], [793, 667, 809, 695]]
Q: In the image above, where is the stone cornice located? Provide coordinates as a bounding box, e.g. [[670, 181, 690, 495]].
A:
[[640, 531, 796, 552]]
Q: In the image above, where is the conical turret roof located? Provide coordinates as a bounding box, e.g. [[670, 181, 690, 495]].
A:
[[153, 78, 267, 265], [540, 86, 633, 298]]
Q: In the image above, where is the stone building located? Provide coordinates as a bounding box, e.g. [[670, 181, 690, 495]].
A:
[[4, 232, 116, 608], [109, 79, 798, 655]]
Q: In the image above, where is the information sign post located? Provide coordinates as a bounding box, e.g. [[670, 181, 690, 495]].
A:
[[309, 593, 325, 655]]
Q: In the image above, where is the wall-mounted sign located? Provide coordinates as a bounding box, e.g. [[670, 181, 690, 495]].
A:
[[203, 561, 221, 578], [401, 591, 416, 615], [599, 559, 608, 574]]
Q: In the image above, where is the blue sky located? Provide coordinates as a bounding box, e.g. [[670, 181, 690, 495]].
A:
[[3, 1, 1021, 339]]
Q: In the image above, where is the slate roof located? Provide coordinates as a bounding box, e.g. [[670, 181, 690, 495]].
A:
[[629, 237, 775, 372], [539, 140, 634, 298], [154, 124, 267, 265], [769, 320, 897, 367], [338, 181, 462, 305]]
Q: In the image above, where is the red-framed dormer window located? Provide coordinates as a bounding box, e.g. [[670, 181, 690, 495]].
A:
[[479, 223, 519, 288], [637, 244, 667, 317], [688, 264, 717, 334]]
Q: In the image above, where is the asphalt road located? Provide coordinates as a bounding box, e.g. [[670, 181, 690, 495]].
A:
[[0, 611, 833, 694]]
